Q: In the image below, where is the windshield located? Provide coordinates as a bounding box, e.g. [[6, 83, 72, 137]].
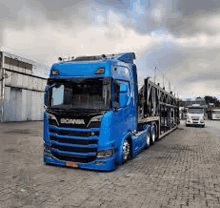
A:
[[188, 108, 204, 114], [48, 78, 111, 110]]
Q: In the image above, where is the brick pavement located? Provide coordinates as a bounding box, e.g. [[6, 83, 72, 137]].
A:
[[0, 121, 220, 207]]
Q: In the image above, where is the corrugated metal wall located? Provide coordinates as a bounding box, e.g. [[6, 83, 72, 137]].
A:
[[0, 54, 3, 122], [3, 87, 44, 122], [1, 51, 47, 122], [4, 71, 46, 92]]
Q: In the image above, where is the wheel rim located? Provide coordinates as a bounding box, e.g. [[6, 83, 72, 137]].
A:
[[122, 140, 130, 161], [146, 131, 150, 146], [152, 127, 156, 143]]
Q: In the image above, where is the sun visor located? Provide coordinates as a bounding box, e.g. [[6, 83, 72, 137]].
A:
[[50, 62, 111, 77]]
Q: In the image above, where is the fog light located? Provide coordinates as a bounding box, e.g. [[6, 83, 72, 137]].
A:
[[97, 149, 114, 158], [95, 161, 104, 165], [91, 132, 95, 136]]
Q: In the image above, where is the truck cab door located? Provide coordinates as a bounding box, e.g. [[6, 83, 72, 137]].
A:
[[112, 81, 130, 137]]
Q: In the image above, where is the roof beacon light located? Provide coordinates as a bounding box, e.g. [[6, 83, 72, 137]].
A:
[[95, 67, 105, 75]]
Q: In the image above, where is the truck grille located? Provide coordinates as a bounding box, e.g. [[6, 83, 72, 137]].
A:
[[50, 136, 97, 145], [48, 125, 99, 163], [52, 153, 96, 163], [51, 144, 97, 153], [191, 116, 199, 120], [50, 128, 99, 137]]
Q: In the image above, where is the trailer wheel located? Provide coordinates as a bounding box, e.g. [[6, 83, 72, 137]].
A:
[[121, 139, 131, 164], [146, 130, 150, 148], [151, 124, 156, 145]]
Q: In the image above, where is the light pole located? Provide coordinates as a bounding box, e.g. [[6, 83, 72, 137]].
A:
[[169, 80, 171, 92], [154, 66, 157, 83], [153, 61, 160, 84]]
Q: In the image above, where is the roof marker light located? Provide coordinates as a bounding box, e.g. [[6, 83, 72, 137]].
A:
[[51, 69, 59, 75], [95, 67, 105, 75]]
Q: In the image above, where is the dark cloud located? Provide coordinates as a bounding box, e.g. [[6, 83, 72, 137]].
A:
[[1, 0, 220, 37], [181, 71, 220, 83], [176, 0, 220, 16], [137, 42, 194, 80], [135, 40, 220, 97]]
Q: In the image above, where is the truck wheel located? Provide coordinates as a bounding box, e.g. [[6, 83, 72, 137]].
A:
[[146, 130, 150, 148], [151, 125, 156, 145], [122, 139, 131, 164]]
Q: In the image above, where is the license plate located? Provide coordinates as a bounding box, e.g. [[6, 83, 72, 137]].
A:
[[66, 161, 78, 168]]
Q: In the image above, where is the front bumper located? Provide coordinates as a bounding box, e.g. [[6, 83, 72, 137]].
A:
[[43, 151, 116, 171], [186, 121, 205, 127]]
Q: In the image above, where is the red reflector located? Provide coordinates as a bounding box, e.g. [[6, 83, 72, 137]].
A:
[[66, 161, 78, 167]]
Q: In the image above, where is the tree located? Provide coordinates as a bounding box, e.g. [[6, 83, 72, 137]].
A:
[[204, 96, 220, 107]]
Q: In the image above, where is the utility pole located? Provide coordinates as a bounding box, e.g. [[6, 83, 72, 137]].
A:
[[154, 66, 156, 83], [162, 73, 165, 88], [153, 61, 160, 84], [169, 81, 171, 92]]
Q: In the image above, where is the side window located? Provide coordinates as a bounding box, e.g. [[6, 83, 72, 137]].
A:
[[114, 80, 130, 108]]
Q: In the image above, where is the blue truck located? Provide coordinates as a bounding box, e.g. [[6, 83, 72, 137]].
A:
[[43, 52, 179, 171]]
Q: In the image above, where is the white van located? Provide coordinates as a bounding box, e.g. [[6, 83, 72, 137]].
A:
[[186, 104, 205, 127]]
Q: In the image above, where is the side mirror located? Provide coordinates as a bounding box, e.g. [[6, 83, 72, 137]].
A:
[[44, 85, 49, 106]]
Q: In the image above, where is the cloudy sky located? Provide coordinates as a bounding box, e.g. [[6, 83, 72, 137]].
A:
[[0, 0, 220, 100]]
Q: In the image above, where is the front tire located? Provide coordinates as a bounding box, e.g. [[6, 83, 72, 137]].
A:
[[121, 139, 131, 164]]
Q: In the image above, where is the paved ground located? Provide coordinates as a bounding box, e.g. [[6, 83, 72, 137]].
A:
[[1, 120, 220, 208]]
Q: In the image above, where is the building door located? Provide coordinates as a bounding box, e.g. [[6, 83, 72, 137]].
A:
[[10, 87, 22, 121], [4, 87, 22, 121]]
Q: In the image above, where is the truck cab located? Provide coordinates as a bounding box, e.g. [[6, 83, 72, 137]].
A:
[[185, 104, 205, 127], [43, 53, 138, 171], [207, 106, 220, 120], [210, 109, 220, 120]]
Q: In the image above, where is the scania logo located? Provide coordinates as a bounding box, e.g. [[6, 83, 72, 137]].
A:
[[60, 118, 85, 125]]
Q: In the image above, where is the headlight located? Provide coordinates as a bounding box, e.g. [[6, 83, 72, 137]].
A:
[[95, 67, 105, 74], [47, 112, 59, 126], [44, 144, 51, 153], [97, 149, 114, 158], [87, 115, 102, 128]]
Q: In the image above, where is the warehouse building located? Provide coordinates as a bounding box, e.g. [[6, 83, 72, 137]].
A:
[[0, 51, 47, 122]]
